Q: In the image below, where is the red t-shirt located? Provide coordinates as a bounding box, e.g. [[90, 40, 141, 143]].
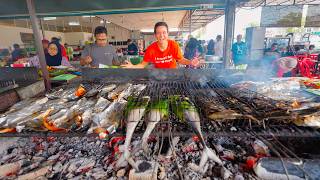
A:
[[143, 39, 183, 68]]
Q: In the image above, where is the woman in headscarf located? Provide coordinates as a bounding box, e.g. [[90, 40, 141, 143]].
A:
[[14, 41, 71, 68]]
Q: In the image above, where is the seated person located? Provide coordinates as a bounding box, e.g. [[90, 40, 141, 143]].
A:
[[15, 41, 71, 68]]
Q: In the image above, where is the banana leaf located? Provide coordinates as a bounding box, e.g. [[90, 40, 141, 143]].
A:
[[148, 99, 169, 119], [170, 96, 197, 120], [124, 96, 150, 117]]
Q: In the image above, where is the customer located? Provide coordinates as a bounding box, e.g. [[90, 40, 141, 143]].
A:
[[15, 41, 71, 67], [11, 44, 26, 62], [80, 26, 119, 67], [214, 35, 223, 58], [64, 43, 74, 61], [207, 39, 214, 55], [127, 39, 138, 55], [51, 37, 68, 60]]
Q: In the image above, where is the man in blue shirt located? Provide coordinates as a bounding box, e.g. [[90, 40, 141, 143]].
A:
[[127, 39, 138, 55], [232, 34, 247, 65]]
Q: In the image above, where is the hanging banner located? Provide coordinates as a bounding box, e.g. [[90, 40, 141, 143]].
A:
[[305, 5, 320, 27], [260, 5, 303, 27]]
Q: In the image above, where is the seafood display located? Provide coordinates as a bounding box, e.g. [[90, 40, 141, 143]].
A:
[[0, 83, 146, 134]]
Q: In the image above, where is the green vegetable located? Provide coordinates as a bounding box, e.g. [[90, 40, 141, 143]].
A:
[[49, 69, 65, 77], [125, 96, 150, 117], [170, 95, 197, 120], [149, 99, 169, 119]]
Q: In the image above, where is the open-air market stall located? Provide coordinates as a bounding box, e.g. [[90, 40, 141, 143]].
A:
[[1, 0, 320, 179]]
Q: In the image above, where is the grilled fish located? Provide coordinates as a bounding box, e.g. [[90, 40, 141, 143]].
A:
[[99, 84, 117, 97], [93, 97, 110, 113], [141, 100, 168, 154], [116, 96, 150, 170], [107, 83, 131, 100]]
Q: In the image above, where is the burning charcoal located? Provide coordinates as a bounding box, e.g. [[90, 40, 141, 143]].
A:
[[66, 172, 75, 179], [75, 158, 95, 175], [128, 161, 158, 180], [18, 161, 41, 175], [234, 173, 245, 180], [52, 161, 63, 173], [17, 165, 51, 180], [116, 168, 126, 177], [47, 147, 57, 156], [0, 160, 30, 178], [48, 154, 60, 161], [91, 167, 107, 179]]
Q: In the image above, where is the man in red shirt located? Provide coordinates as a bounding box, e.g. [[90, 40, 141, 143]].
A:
[[122, 22, 200, 68]]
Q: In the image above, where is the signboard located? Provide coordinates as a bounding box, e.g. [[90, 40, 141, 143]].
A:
[[305, 5, 320, 27], [260, 5, 303, 27]]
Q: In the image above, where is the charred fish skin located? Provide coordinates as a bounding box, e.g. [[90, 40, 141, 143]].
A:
[[116, 96, 150, 169]]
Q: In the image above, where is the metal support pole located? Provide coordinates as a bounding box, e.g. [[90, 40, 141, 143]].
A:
[[26, 0, 51, 90], [39, 18, 45, 39], [189, 10, 192, 35], [223, 0, 236, 68]]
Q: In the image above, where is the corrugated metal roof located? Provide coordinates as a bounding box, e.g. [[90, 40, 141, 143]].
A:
[[0, 0, 226, 18]]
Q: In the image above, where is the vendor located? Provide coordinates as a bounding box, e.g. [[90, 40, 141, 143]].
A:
[[121, 22, 201, 68], [14, 41, 71, 68], [272, 57, 297, 77], [80, 26, 119, 67]]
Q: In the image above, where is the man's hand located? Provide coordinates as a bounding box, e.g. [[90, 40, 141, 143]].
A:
[[191, 57, 205, 67], [80, 56, 93, 66], [84, 56, 93, 64]]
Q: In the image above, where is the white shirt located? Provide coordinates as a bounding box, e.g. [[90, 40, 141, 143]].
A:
[[214, 40, 223, 57]]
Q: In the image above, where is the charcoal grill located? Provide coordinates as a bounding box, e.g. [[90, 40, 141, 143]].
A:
[[1, 68, 320, 180], [1, 68, 320, 138]]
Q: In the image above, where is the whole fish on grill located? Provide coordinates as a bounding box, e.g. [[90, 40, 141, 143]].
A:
[[141, 99, 168, 154], [172, 96, 224, 174], [93, 97, 111, 113], [116, 96, 150, 170], [16, 107, 55, 132], [0, 97, 48, 131], [88, 98, 127, 134], [43, 104, 82, 131], [99, 84, 117, 98], [107, 83, 131, 100]]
